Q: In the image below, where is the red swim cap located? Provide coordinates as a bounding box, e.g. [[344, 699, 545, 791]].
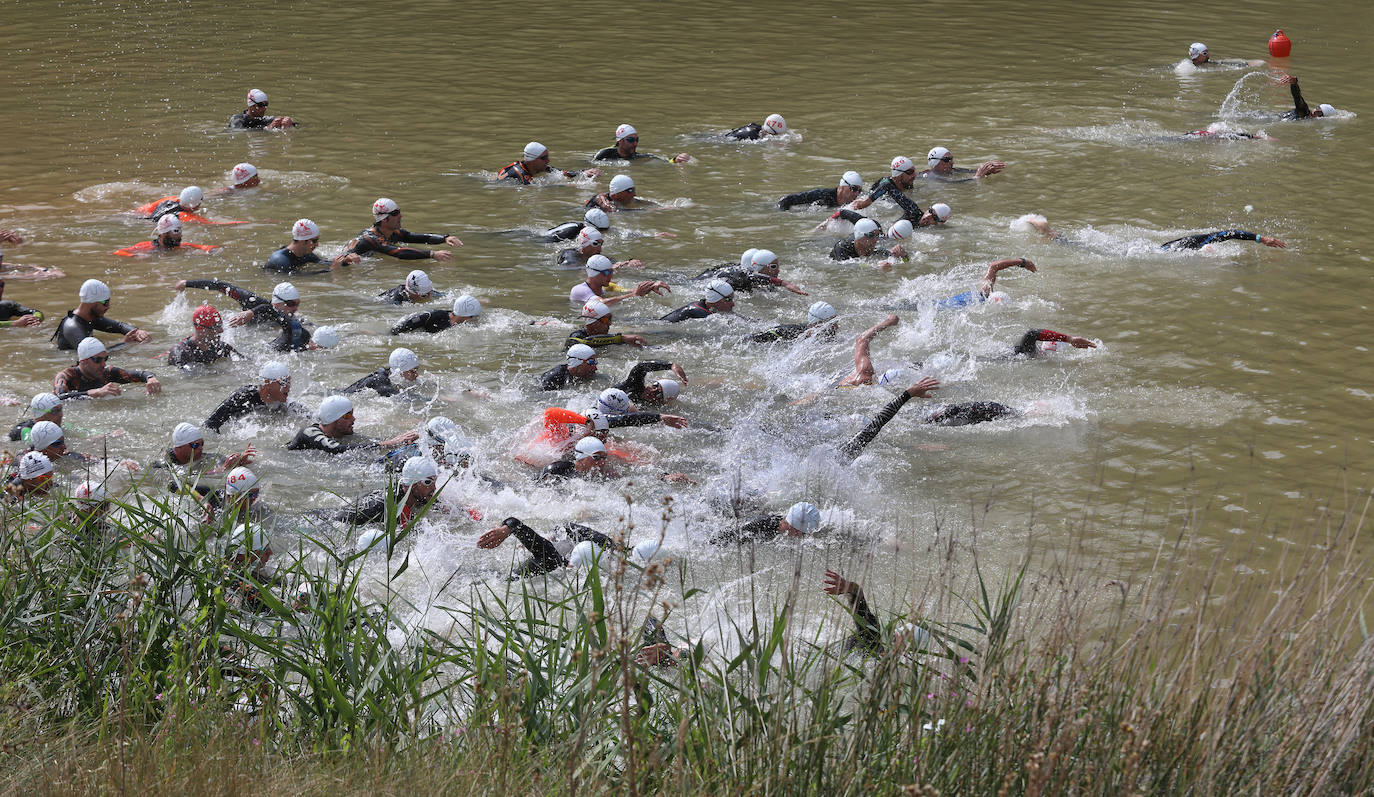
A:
[[192, 305, 222, 329]]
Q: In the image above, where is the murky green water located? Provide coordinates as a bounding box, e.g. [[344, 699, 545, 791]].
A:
[[2, 0, 1372, 631]]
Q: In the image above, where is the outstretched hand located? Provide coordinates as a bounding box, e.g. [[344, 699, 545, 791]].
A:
[[1067, 336, 1097, 349], [823, 569, 854, 595], [476, 524, 512, 549], [906, 376, 941, 398], [1259, 236, 1286, 248]]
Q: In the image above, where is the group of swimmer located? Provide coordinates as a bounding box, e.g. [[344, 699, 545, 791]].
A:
[[0, 44, 1347, 659]]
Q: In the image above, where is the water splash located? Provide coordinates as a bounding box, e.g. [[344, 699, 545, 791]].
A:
[[1217, 71, 1272, 120]]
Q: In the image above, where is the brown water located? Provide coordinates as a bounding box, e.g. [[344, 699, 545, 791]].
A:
[[2, 0, 1373, 633]]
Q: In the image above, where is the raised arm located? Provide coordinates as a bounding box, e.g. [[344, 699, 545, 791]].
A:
[[824, 570, 883, 653], [851, 314, 899, 383], [977, 258, 1035, 298]]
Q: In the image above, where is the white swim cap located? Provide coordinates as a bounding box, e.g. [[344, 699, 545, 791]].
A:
[[171, 422, 203, 448], [574, 435, 607, 461], [566, 343, 596, 368], [887, 219, 914, 240], [79, 279, 111, 303], [585, 254, 614, 276], [576, 227, 605, 248], [425, 416, 458, 442], [29, 393, 61, 417], [451, 294, 482, 318], [704, 279, 734, 303], [751, 249, 779, 269], [608, 174, 635, 194], [784, 501, 821, 534], [583, 410, 611, 432], [357, 527, 385, 552], [317, 395, 353, 424], [1189, 42, 1208, 59], [18, 451, 53, 480], [854, 218, 881, 237], [931, 202, 952, 222], [224, 466, 258, 496], [246, 88, 268, 105], [841, 170, 864, 189], [739, 248, 759, 268], [271, 282, 300, 302], [890, 155, 915, 176], [29, 421, 63, 452], [631, 540, 662, 564], [155, 214, 182, 236], [877, 367, 907, 387], [178, 186, 203, 209], [523, 141, 548, 159], [763, 114, 787, 135], [400, 455, 438, 486], [568, 540, 599, 569], [76, 337, 107, 361], [259, 361, 290, 382], [581, 299, 611, 320], [74, 479, 108, 503], [311, 326, 340, 348], [597, 388, 631, 415], [389, 347, 419, 373], [291, 218, 320, 241], [231, 162, 258, 186], [1319, 103, 1337, 116], [987, 290, 1011, 305], [584, 208, 610, 230], [654, 379, 680, 400], [807, 301, 837, 324], [372, 197, 399, 221], [926, 146, 951, 167], [405, 269, 433, 295], [615, 123, 637, 141]]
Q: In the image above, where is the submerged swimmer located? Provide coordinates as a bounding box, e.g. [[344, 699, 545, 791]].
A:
[[344, 198, 463, 262], [135, 186, 244, 226], [286, 396, 418, 456], [692, 249, 807, 295], [176, 279, 316, 351], [165, 305, 240, 367], [660, 279, 736, 323], [391, 294, 483, 335], [932, 257, 1037, 309], [477, 515, 625, 578], [777, 171, 865, 211], [1276, 75, 1340, 120], [377, 269, 442, 305], [497, 141, 598, 184], [204, 362, 307, 433], [341, 347, 422, 398], [747, 300, 839, 344], [708, 500, 821, 545], [53, 337, 161, 400], [542, 208, 611, 243], [585, 174, 658, 213], [228, 89, 296, 130], [1021, 215, 1285, 251], [593, 124, 689, 163], [724, 114, 787, 141], [264, 219, 359, 273], [847, 156, 928, 223], [919, 146, 1006, 181]]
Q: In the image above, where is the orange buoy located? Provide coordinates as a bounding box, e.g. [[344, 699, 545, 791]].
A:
[[1269, 30, 1292, 58]]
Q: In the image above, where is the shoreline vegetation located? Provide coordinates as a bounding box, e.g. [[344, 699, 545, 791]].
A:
[[2, 487, 1372, 796]]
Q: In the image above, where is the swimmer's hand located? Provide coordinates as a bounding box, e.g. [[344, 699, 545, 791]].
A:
[[877, 314, 900, 331], [88, 383, 122, 398], [1259, 236, 1286, 248], [823, 569, 858, 596], [654, 231, 677, 239], [124, 329, 150, 344], [582, 168, 602, 179], [779, 280, 808, 296], [891, 244, 909, 260], [621, 333, 648, 348], [0, 230, 23, 245], [224, 445, 258, 469], [633, 280, 671, 298], [380, 431, 421, 448], [905, 377, 940, 398], [444, 236, 463, 248], [476, 524, 512, 549], [174, 280, 188, 292], [1276, 74, 1298, 86], [12, 314, 41, 328], [670, 363, 688, 383], [331, 252, 361, 269], [616, 259, 645, 269], [1067, 336, 1096, 349], [431, 250, 454, 262], [976, 160, 1007, 178], [662, 472, 696, 485], [228, 311, 255, 327], [659, 414, 689, 429], [144, 376, 162, 396], [670, 153, 691, 164]]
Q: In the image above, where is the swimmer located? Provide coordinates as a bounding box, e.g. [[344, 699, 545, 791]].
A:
[[724, 113, 788, 141], [1184, 42, 1259, 69], [165, 305, 241, 367], [542, 208, 611, 243], [497, 141, 598, 184], [113, 215, 222, 257], [708, 501, 821, 545], [24, 421, 87, 467], [219, 467, 274, 582], [566, 300, 648, 348], [570, 255, 669, 306], [377, 269, 441, 305], [176, 279, 316, 351], [343, 198, 463, 262], [8, 393, 62, 442], [341, 348, 421, 398], [204, 361, 308, 433], [220, 162, 261, 192], [823, 571, 934, 657], [228, 89, 296, 130], [829, 218, 909, 264], [52, 279, 150, 350], [53, 337, 162, 399], [158, 422, 256, 504], [847, 156, 926, 223], [933, 257, 1037, 309], [0, 251, 63, 281], [836, 377, 942, 464], [135, 186, 244, 226], [660, 279, 736, 323], [593, 124, 689, 163], [477, 515, 625, 578], [612, 360, 688, 403], [777, 171, 865, 211], [556, 228, 644, 269], [0, 276, 43, 328], [5, 452, 55, 503], [919, 146, 1006, 181], [538, 435, 627, 482], [585, 174, 658, 213], [390, 294, 483, 335], [747, 300, 839, 344], [1276, 75, 1339, 120], [1021, 215, 1285, 251], [286, 396, 418, 456], [836, 314, 900, 386], [334, 457, 440, 530], [693, 249, 807, 295], [1009, 328, 1097, 357], [920, 401, 1019, 426], [264, 219, 359, 273]]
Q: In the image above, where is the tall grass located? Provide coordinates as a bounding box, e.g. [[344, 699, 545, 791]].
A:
[[1, 485, 1372, 795]]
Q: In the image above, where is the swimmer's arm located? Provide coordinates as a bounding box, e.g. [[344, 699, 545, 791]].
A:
[[853, 314, 899, 379], [1287, 78, 1312, 118], [499, 518, 567, 571], [823, 570, 882, 650], [558, 522, 622, 551], [977, 258, 1035, 297], [389, 312, 431, 335]]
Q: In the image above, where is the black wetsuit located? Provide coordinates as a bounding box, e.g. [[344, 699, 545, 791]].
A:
[[566, 327, 629, 349], [333, 489, 432, 527], [1012, 328, 1072, 357], [7, 420, 36, 442], [923, 402, 1016, 427], [390, 309, 456, 335], [182, 279, 311, 351], [345, 226, 450, 261], [1280, 80, 1316, 120], [538, 364, 579, 391], [205, 385, 307, 433], [145, 199, 190, 223], [286, 424, 377, 455], [829, 237, 890, 262], [264, 247, 329, 275], [593, 148, 660, 162], [863, 177, 925, 222], [537, 458, 577, 482], [541, 221, 591, 243], [660, 302, 713, 323], [498, 516, 619, 577], [837, 392, 913, 464], [342, 367, 402, 398], [0, 300, 42, 325], [837, 584, 884, 656], [691, 265, 772, 293], [52, 312, 135, 351], [166, 336, 238, 367], [496, 161, 583, 184], [776, 187, 841, 211], [709, 514, 782, 545], [1160, 230, 1261, 250], [52, 365, 154, 400], [556, 248, 589, 268], [377, 284, 441, 305], [228, 110, 278, 129], [614, 361, 674, 402], [725, 122, 764, 141], [746, 323, 808, 344]]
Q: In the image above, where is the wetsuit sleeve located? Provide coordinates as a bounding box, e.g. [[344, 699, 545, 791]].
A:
[[396, 229, 449, 246], [539, 365, 571, 391], [1012, 329, 1073, 356], [343, 368, 398, 397], [53, 368, 89, 400], [593, 148, 619, 161], [0, 301, 41, 324], [543, 222, 581, 242], [390, 312, 431, 335], [838, 392, 913, 464], [777, 187, 837, 211], [504, 517, 566, 575], [868, 180, 925, 221], [566, 331, 624, 348], [91, 315, 136, 336], [835, 209, 870, 225], [105, 366, 152, 384], [1290, 81, 1311, 119], [557, 522, 622, 551], [205, 389, 252, 432], [333, 492, 388, 526], [828, 240, 855, 261], [351, 229, 434, 260], [1161, 230, 1259, 251], [608, 412, 662, 428], [747, 323, 806, 344], [183, 279, 265, 309], [615, 361, 671, 398], [841, 584, 884, 655]]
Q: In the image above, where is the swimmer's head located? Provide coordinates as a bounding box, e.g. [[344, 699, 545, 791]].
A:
[[523, 141, 549, 161], [292, 218, 320, 241], [583, 410, 611, 434], [224, 466, 259, 497], [389, 347, 420, 376], [451, 294, 482, 320], [271, 282, 300, 304], [246, 89, 268, 106], [76, 336, 106, 363], [838, 170, 863, 202], [400, 456, 438, 489], [763, 114, 787, 135], [29, 393, 61, 419], [751, 249, 779, 275], [1318, 103, 1336, 117], [178, 186, 203, 210], [317, 395, 353, 425], [231, 162, 258, 188], [74, 479, 108, 505], [30, 420, 65, 453], [854, 218, 881, 239], [704, 279, 735, 307], [890, 155, 916, 178], [986, 290, 1011, 306], [259, 361, 290, 384], [372, 197, 400, 221], [887, 219, 913, 240], [608, 174, 635, 196], [920, 202, 951, 227], [841, 170, 864, 190], [877, 367, 907, 388], [631, 540, 663, 564], [585, 254, 615, 278], [566, 343, 597, 372], [782, 501, 821, 535], [926, 146, 952, 169], [17, 451, 53, 483], [581, 299, 611, 321], [807, 301, 837, 325], [649, 379, 680, 403], [597, 387, 632, 415], [568, 540, 600, 569], [615, 123, 637, 142], [79, 279, 111, 304], [739, 248, 759, 268], [584, 208, 610, 231], [575, 227, 605, 250], [155, 214, 182, 237], [311, 325, 340, 349], [1188, 42, 1208, 64], [192, 304, 222, 331], [574, 435, 608, 461], [405, 269, 433, 297]]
